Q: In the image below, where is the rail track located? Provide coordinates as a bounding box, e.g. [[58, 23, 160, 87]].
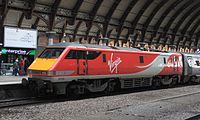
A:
[[0, 97, 38, 109], [0, 96, 69, 109], [186, 114, 200, 120], [0, 83, 198, 109]]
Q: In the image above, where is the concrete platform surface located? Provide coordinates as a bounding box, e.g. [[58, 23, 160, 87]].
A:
[[0, 75, 27, 85]]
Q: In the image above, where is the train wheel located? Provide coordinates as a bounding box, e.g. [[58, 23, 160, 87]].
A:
[[152, 78, 161, 89], [104, 80, 120, 94], [28, 81, 39, 96], [182, 76, 190, 84], [66, 83, 85, 99], [171, 77, 178, 86], [190, 76, 199, 84], [161, 76, 172, 86], [195, 78, 200, 84], [66, 84, 78, 98]]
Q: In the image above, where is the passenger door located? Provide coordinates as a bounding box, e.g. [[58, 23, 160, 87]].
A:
[[77, 50, 88, 75], [86, 50, 102, 75]]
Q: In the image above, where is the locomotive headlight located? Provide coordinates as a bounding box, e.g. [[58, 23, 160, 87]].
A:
[[41, 71, 47, 75], [47, 71, 56, 76]]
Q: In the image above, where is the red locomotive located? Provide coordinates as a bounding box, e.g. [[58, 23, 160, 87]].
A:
[[23, 42, 200, 95]]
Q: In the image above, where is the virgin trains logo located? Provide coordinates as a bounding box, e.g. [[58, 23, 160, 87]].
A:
[[108, 53, 122, 73]]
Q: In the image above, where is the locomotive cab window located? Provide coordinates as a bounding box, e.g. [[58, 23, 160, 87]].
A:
[[66, 50, 101, 59], [66, 50, 86, 59], [39, 48, 64, 58], [77, 50, 86, 59], [66, 50, 76, 59]]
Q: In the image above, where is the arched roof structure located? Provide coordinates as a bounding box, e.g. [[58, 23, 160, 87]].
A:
[[1, 0, 200, 49]]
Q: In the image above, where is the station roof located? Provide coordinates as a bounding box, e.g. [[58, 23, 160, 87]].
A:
[[0, 0, 200, 48]]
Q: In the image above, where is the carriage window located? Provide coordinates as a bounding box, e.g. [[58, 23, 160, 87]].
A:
[[187, 56, 192, 67], [39, 48, 64, 58], [195, 61, 200, 66], [102, 54, 106, 62], [139, 56, 144, 63], [163, 58, 166, 64]]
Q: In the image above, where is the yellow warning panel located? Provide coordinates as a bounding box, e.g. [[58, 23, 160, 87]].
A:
[[28, 58, 57, 71]]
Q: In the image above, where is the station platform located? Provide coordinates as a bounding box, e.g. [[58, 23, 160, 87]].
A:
[[0, 75, 27, 85]]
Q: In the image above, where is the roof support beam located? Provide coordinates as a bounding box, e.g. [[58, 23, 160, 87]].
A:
[[96, 30, 101, 45], [6, 3, 132, 30], [156, 33, 163, 44], [103, 0, 121, 37], [188, 39, 194, 49], [125, 29, 133, 43], [59, 20, 67, 42], [115, 0, 139, 45], [172, 2, 200, 47], [187, 18, 200, 47], [17, 13, 25, 27], [194, 34, 199, 48], [69, 0, 84, 25], [190, 19, 200, 38], [133, 33, 139, 47], [131, 0, 154, 43], [24, 0, 36, 19], [73, 21, 82, 42], [181, 10, 200, 48], [49, 0, 61, 31], [152, 0, 182, 42], [88, 37, 92, 44], [62, 20, 67, 36], [85, 0, 103, 40], [31, 17, 40, 29], [141, 0, 169, 42], [0, 0, 8, 28], [160, 0, 194, 44]]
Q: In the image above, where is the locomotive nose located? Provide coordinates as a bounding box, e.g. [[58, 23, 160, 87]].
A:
[[28, 58, 57, 71]]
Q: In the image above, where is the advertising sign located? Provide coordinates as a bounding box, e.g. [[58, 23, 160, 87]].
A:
[[1, 48, 36, 56], [4, 27, 37, 48]]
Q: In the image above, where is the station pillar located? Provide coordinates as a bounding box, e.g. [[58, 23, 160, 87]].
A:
[[46, 31, 56, 45]]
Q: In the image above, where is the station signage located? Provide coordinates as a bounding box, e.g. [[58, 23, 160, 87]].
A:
[[4, 27, 37, 49], [1, 48, 36, 55]]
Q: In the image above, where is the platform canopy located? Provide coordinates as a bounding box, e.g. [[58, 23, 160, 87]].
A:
[[0, 0, 200, 49]]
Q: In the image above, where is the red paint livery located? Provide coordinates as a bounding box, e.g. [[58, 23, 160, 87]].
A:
[[27, 43, 183, 95]]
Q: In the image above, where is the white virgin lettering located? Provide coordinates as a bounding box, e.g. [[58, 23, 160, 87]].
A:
[[108, 53, 122, 73]]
